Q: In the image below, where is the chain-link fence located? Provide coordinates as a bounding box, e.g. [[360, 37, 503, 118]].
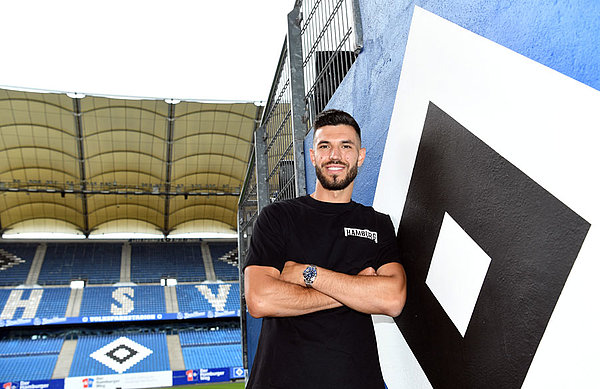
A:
[[238, 0, 363, 377]]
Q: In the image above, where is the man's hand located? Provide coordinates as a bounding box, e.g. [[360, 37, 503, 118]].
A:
[[280, 261, 306, 286], [358, 266, 377, 276]]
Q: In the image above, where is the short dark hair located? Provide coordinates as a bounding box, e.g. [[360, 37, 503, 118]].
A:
[[314, 109, 361, 140]]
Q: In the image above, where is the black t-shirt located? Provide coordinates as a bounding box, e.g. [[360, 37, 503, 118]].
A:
[[244, 195, 401, 389]]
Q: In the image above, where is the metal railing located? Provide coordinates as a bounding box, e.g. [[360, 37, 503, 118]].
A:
[[301, 0, 362, 126], [237, 0, 363, 377]]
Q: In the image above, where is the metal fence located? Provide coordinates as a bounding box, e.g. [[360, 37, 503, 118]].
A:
[[237, 0, 363, 375]]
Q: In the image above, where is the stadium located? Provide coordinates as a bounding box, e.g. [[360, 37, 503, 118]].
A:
[[3, 0, 600, 388], [0, 0, 359, 387]]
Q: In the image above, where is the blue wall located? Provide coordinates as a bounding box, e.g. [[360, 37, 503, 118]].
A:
[[305, 0, 600, 205]]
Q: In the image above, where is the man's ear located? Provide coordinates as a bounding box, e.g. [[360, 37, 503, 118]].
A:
[[309, 148, 316, 166], [358, 147, 366, 167]]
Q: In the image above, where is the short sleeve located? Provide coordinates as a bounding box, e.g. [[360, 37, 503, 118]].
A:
[[243, 203, 287, 272], [375, 214, 401, 269]]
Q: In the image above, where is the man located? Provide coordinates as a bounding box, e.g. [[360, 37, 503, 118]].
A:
[[244, 109, 406, 388]]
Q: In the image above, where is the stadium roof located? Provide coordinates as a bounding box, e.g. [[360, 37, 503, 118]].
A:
[[0, 88, 262, 238]]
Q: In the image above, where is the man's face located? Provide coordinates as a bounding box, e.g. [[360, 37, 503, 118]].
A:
[[310, 124, 366, 191]]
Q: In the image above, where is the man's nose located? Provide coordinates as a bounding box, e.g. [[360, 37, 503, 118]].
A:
[[329, 145, 341, 160]]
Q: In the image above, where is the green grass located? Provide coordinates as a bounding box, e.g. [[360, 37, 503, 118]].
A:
[[170, 382, 244, 389]]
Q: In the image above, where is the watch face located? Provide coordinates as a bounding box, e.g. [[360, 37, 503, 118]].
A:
[[303, 265, 317, 285]]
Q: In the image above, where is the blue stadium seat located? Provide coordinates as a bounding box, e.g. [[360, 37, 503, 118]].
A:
[[79, 285, 166, 316], [179, 327, 242, 370], [0, 337, 63, 381], [181, 344, 242, 370], [0, 243, 37, 286], [130, 243, 206, 283], [0, 355, 59, 381], [0, 337, 64, 357], [38, 243, 121, 285]]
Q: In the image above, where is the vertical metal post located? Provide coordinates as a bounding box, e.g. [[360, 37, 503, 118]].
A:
[[352, 0, 364, 54], [287, 1, 308, 197], [163, 102, 176, 236], [254, 126, 270, 211], [72, 97, 90, 237]]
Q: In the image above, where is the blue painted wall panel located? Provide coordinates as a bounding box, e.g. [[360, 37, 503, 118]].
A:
[[305, 0, 600, 205]]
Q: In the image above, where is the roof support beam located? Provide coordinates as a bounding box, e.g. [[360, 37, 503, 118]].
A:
[[72, 97, 90, 237], [163, 102, 176, 237]]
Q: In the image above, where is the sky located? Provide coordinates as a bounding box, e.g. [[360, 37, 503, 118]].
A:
[[0, 0, 292, 102], [0, 0, 292, 239]]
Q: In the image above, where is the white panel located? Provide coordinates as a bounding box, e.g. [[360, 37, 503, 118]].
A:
[[373, 315, 433, 389]]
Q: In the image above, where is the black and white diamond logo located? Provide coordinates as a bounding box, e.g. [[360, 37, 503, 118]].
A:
[[394, 103, 590, 388], [90, 337, 153, 374]]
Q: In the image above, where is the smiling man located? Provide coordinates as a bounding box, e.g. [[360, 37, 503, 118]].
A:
[[243, 109, 406, 389]]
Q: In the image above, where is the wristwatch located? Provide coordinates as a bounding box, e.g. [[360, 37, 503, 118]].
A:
[[303, 265, 317, 287]]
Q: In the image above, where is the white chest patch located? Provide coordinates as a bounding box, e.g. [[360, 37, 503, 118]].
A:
[[344, 227, 378, 243]]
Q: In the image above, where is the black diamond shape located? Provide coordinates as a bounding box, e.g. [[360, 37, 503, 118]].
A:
[[395, 102, 590, 388], [106, 345, 138, 364]]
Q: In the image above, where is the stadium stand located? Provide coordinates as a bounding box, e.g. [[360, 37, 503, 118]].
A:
[[179, 328, 242, 370], [130, 243, 206, 283], [0, 288, 70, 320], [38, 243, 121, 285], [0, 243, 37, 286], [69, 332, 170, 376], [182, 344, 242, 369], [0, 337, 63, 381], [79, 285, 166, 316], [208, 242, 238, 281], [176, 283, 240, 313]]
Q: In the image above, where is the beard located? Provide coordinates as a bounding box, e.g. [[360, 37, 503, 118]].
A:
[[315, 160, 358, 191]]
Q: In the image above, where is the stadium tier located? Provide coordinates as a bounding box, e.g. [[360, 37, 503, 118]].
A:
[[0, 355, 59, 381], [38, 243, 122, 285], [0, 288, 70, 320], [0, 283, 239, 323], [208, 242, 238, 281], [182, 344, 242, 370], [176, 283, 240, 313], [179, 328, 242, 370], [130, 243, 206, 283], [0, 243, 37, 286], [0, 337, 63, 382], [79, 285, 166, 316], [69, 333, 170, 376]]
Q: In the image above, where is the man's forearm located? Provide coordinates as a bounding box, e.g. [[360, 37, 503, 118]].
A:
[[312, 265, 405, 316], [245, 266, 342, 318], [281, 261, 406, 317]]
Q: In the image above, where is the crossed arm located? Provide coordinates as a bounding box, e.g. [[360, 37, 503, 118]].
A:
[[244, 261, 406, 318]]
